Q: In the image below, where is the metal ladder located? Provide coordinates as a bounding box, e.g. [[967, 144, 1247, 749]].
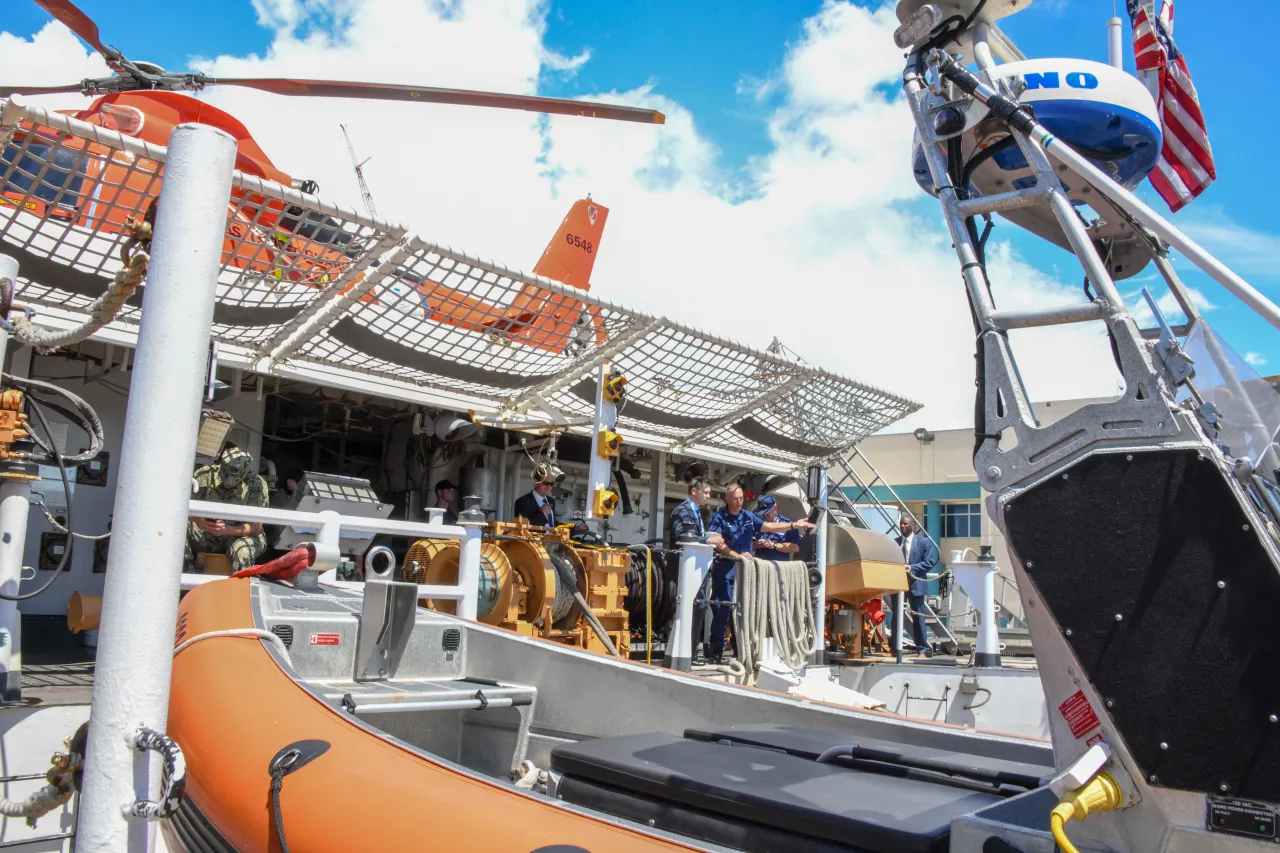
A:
[[827, 449, 960, 654]]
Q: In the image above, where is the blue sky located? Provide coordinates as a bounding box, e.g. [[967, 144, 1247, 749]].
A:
[[4, 0, 1279, 423]]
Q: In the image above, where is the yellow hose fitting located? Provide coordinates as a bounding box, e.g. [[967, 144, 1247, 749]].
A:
[[1050, 771, 1123, 853]]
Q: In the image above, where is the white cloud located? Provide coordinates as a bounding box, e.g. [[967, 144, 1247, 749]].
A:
[[1245, 352, 1267, 368], [1123, 281, 1215, 328], [1180, 207, 1280, 279], [1, 0, 1128, 434]]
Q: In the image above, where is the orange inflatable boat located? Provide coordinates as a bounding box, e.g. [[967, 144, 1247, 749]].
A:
[[163, 572, 1054, 853]]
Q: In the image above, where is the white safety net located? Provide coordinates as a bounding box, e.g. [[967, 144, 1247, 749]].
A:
[[0, 99, 920, 470]]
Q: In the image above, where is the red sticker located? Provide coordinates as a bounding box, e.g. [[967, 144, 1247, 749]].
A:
[[1059, 690, 1102, 739], [310, 633, 340, 646], [1086, 733, 1104, 747]]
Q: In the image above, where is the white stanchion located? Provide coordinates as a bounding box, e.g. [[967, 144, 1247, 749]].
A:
[[663, 540, 713, 671], [76, 123, 237, 853]]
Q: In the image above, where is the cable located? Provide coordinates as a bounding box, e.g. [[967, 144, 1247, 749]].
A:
[[172, 628, 291, 666], [32, 496, 109, 541], [1049, 771, 1123, 853], [0, 398, 73, 601], [0, 374, 105, 463]]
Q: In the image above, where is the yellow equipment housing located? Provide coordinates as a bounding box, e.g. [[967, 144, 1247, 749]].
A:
[[409, 519, 630, 657]]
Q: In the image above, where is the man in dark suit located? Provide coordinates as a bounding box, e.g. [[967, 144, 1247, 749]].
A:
[[514, 479, 556, 528], [895, 514, 938, 657]]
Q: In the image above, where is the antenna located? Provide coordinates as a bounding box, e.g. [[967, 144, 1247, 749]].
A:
[[339, 124, 377, 219]]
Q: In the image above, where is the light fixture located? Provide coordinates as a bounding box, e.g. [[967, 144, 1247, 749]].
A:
[[914, 427, 935, 444], [806, 466, 824, 503], [194, 409, 234, 463]]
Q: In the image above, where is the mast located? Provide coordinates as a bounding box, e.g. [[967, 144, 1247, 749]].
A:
[[340, 123, 378, 219]]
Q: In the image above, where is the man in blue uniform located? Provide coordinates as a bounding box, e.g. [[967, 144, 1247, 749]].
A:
[[753, 495, 801, 557], [706, 483, 815, 663]]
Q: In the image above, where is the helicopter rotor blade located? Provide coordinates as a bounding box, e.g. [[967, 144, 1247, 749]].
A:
[[0, 83, 89, 97], [202, 77, 666, 124], [31, 0, 116, 60]]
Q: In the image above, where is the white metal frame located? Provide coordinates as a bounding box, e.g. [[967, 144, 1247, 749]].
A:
[[182, 500, 482, 616]]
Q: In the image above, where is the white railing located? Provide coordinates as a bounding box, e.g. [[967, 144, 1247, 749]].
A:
[[182, 500, 483, 618]]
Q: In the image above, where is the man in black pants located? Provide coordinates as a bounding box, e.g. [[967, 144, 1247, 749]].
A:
[[894, 515, 938, 657]]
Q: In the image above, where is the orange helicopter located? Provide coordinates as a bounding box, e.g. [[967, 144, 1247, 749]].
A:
[[1, 0, 659, 353]]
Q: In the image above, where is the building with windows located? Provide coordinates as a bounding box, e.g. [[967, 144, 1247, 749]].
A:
[[846, 397, 1114, 625]]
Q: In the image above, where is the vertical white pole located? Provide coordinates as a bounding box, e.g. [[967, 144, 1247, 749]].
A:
[[456, 522, 481, 621], [647, 450, 666, 542], [0, 480, 28, 706], [810, 468, 828, 665], [76, 123, 236, 853], [1108, 17, 1124, 69], [974, 553, 1002, 668], [0, 253, 23, 704], [663, 540, 712, 671], [893, 593, 905, 664]]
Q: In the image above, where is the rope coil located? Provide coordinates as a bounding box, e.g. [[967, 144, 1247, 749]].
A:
[[734, 555, 816, 676], [11, 211, 153, 352], [0, 721, 88, 828]]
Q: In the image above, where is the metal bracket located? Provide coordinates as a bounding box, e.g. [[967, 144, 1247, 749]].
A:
[[1141, 288, 1195, 386], [354, 578, 417, 682]]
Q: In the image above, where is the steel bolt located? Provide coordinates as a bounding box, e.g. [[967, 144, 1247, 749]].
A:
[[1065, 629, 1073, 637], [1160, 742, 1169, 751], [1149, 774, 1158, 783], [1243, 524, 1251, 532], [1062, 473, 1070, 480], [1106, 699, 1114, 708], [1270, 715, 1278, 724], [1026, 561, 1034, 569], [1217, 580, 1226, 589], [1221, 784, 1230, 793], [1115, 613, 1124, 622], [986, 466, 1001, 479], [1126, 454, 1133, 461]]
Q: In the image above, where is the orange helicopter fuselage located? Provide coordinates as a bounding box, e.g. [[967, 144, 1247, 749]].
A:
[[0, 90, 609, 353]]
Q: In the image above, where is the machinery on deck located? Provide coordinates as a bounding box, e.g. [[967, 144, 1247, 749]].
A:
[[406, 519, 632, 658]]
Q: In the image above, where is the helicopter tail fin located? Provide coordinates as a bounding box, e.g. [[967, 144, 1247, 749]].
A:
[[531, 197, 607, 290]]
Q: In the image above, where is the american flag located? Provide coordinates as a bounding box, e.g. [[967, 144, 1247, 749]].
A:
[[1126, 0, 1215, 212]]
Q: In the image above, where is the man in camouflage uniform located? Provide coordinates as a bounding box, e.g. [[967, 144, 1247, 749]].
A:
[[185, 447, 269, 572]]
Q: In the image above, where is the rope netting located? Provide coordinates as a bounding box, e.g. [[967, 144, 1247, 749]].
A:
[[0, 98, 919, 469]]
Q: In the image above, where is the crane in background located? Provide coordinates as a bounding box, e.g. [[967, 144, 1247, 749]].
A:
[[340, 124, 377, 219]]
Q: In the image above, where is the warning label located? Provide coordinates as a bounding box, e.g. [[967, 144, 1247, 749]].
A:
[[1059, 690, 1102, 739], [310, 633, 340, 646]]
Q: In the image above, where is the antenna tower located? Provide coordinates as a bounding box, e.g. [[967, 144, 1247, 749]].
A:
[[340, 124, 377, 218]]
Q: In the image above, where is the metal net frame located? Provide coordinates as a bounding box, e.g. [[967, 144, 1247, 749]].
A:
[[0, 97, 920, 471]]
